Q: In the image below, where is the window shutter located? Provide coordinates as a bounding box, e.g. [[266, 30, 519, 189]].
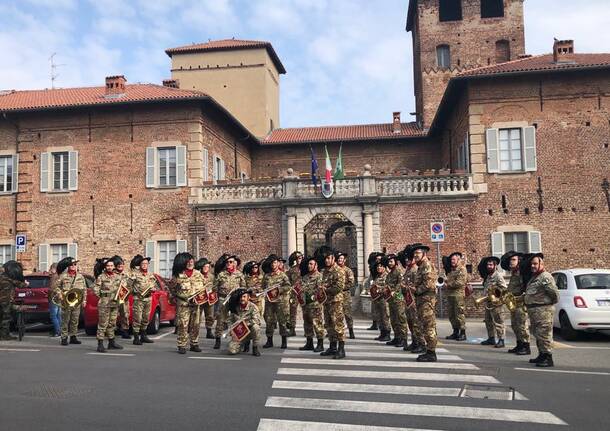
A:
[[10, 244, 16, 260], [176, 239, 187, 254], [220, 158, 226, 180], [12, 154, 19, 193], [145, 147, 156, 188], [176, 145, 187, 187], [529, 231, 542, 253], [145, 240, 156, 273], [38, 244, 49, 273], [491, 232, 504, 258], [68, 151, 78, 191], [523, 126, 537, 172], [202, 148, 209, 181], [464, 132, 470, 172], [40, 152, 49, 192], [486, 128, 500, 173], [68, 242, 78, 259]]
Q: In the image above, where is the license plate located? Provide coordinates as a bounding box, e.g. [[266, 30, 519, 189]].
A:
[[597, 300, 610, 307], [17, 292, 26, 297]]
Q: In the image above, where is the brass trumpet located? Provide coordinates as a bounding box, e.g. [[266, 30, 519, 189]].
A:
[[503, 292, 526, 313], [474, 287, 505, 310], [59, 288, 84, 308]]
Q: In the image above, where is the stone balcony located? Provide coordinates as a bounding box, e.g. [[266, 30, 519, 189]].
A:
[[189, 167, 478, 209]]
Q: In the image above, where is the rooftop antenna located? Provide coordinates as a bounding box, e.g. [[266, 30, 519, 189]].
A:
[[49, 53, 65, 89]]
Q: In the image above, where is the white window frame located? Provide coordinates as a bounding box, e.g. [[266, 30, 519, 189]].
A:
[[145, 143, 187, 189], [145, 239, 187, 277], [486, 125, 536, 174], [53, 152, 69, 191], [498, 128, 523, 172], [0, 154, 17, 194], [213, 155, 225, 184], [456, 133, 470, 172], [40, 150, 77, 192], [436, 45, 451, 69], [0, 244, 13, 265], [158, 147, 177, 187], [491, 230, 542, 259], [202, 148, 209, 182], [51, 243, 69, 264]]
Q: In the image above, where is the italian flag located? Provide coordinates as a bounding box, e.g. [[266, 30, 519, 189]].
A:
[[324, 145, 333, 183]]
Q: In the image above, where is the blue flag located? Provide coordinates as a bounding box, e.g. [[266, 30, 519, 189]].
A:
[[310, 146, 319, 185]]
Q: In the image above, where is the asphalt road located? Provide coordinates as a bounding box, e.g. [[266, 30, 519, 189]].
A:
[[1, 318, 609, 431]]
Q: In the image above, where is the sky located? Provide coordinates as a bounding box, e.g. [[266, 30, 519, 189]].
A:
[[1, 0, 609, 129]]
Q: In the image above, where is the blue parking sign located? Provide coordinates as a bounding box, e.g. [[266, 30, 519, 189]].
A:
[[15, 234, 26, 253]]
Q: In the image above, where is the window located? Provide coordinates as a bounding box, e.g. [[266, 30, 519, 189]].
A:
[[157, 240, 177, 278], [457, 133, 470, 171], [495, 40, 510, 63], [0, 155, 17, 193], [575, 274, 610, 290], [481, 0, 504, 18], [491, 230, 541, 259], [158, 147, 177, 187], [38, 243, 77, 273], [553, 273, 568, 290], [0, 245, 13, 265], [40, 151, 77, 192], [213, 156, 225, 184], [504, 232, 529, 253], [486, 126, 537, 173], [240, 172, 248, 183], [51, 244, 68, 264], [202, 148, 209, 182], [436, 45, 451, 69], [439, 0, 462, 22], [53, 152, 69, 191]]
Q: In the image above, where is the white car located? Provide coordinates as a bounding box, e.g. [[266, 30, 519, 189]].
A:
[[552, 269, 610, 341]]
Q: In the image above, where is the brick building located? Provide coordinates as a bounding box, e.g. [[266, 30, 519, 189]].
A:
[[1, 0, 609, 291]]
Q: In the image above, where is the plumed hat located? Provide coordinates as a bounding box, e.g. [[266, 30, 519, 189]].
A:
[[300, 256, 317, 277], [130, 254, 151, 270], [3, 260, 24, 282], [172, 252, 194, 278], [288, 251, 303, 267], [243, 260, 259, 276], [56, 257, 78, 275], [500, 251, 522, 271], [194, 258, 210, 272], [227, 288, 249, 314]]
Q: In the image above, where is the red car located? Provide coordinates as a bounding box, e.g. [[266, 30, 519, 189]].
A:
[[83, 274, 176, 335]]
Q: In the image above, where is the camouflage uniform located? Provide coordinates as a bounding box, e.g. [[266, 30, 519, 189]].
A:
[[0, 273, 24, 338], [339, 265, 355, 331], [403, 264, 424, 345], [52, 272, 87, 338], [214, 270, 246, 338], [368, 275, 390, 333], [129, 268, 158, 335], [199, 272, 216, 331], [386, 266, 407, 341], [172, 269, 205, 348], [508, 271, 530, 344], [246, 273, 264, 318], [228, 301, 261, 355], [414, 258, 438, 351], [287, 265, 301, 332], [94, 272, 125, 341], [263, 271, 291, 337], [445, 264, 468, 331], [483, 269, 507, 339], [524, 271, 559, 354], [116, 270, 131, 333], [322, 263, 346, 343], [301, 271, 326, 339]]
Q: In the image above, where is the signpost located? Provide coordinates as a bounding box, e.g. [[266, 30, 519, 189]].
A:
[[430, 222, 445, 317], [15, 234, 26, 253]]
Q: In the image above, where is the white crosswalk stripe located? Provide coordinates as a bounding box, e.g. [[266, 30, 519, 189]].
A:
[[257, 418, 445, 431], [281, 349, 464, 361], [280, 357, 478, 370]]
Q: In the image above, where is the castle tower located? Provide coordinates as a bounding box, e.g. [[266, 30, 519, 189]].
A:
[[165, 39, 286, 138], [406, 0, 526, 128]]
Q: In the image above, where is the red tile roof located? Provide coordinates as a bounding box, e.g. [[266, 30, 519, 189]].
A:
[[458, 53, 610, 78], [165, 39, 286, 74], [263, 122, 425, 144], [0, 84, 208, 113]]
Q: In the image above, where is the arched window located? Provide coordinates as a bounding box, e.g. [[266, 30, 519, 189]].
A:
[[436, 45, 451, 69], [495, 40, 510, 63]]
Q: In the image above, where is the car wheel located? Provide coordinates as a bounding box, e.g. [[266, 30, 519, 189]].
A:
[[85, 326, 97, 336], [147, 309, 161, 335], [559, 312, 580, 341]]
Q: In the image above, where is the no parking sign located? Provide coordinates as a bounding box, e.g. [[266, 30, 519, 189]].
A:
[[430, 222, 445, 242]]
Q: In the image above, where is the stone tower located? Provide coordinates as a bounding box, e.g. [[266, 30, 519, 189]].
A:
[[165, 39, 286, 138], [406, 0, 526, 128]]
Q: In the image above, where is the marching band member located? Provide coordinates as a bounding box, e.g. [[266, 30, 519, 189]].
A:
[[368, 252, 391, 342], [195, 258, 216, 340], [444, 252, 468, 341], [317, 246, 347, 359], [110, 255, 131, 340], [336, 252, 356, 339], [502, 251, 531, 355], [479, 256, 507, 348], [369, 259, 389, 343], [298, 256, 326, 352], [52, 257, 87, 346], [129, 255, 156, 346], [384, 254, 407, 348], [261, 254, 291, 349], [399, 245, 426, 353], [213, 254, 246, 350], [94, 258, 126, 353], [0, 261, 27, 341], [413, 244, 439, 362], [244, 260, 264, 317], [287, 251, 303, 337], [226, 288, 261, 357]]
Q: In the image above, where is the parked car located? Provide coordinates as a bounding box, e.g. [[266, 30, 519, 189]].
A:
[[83, 274, 176, 336], [14, 272, 94, 326], [552, 269, 610, 341]]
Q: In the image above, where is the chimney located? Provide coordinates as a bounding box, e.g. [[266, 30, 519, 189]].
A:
[[162, 79, 180, 89], [105, 75, 126, 96], [392, 111, 401, 134], [553, 39, 575, 63]]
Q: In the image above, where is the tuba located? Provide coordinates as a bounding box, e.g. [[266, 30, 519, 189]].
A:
[[62, 288, 84, 308]]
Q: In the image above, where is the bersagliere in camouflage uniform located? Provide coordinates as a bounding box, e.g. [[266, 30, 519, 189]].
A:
[[413, 244, 439, 362], [317, 246, 347, 359], [501, 251, 531, 355], [110, 255, 131, 340], [298, 256, 326, 352], [384, 254, 407, 348], [366, 251, 385, 332], [195, 258, 216, 339], [262, 254, 292, 349], [129, 255, 157, 346], [94, 258, 126, 352], [479, 256, 507, 348], [52, 257, 87, 346], [287, 251, 303, 337], [443, 252, 468, 341], [399, 245, 426, 354], [213, 254, 246, 350], [336, 252, 355, 339], [524, 253, 559, 367], [226, 288, 261, 356], [0, 261, 27, 341]]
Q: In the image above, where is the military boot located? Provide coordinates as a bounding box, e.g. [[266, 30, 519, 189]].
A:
[[313, 338, 324, 352], [386, 336, 399, 346], [299, 337, 314, 351], [177, 346, 187, 354], [213, 337, 221, 349], [456, 329, 467, 341], [190, 344, 202, 352], [107, 338, 123, 350], [393, 337, 404, 348], [242, 340, 250, 353], [508, 341, 522, 353], [480, 337, 495, 346], [378, 330, 391, 342], [69, 335, 81, 345], [133, 333, 142, 345], [494, 338, 505, 348], [320, 340, 337, 357], [529, 353, 544, 364], [96, 340, 106, 353], [333, 341, 346, 359], [411, 342, 427, 354], [281, 336, 288, 349], [404, 340, 414, 351], [61, 337, 69, 346], [262, 336, 273, 348], [367, 321, 378, 330], [140, 333, 154, 343], [416, 350, 437, 362], [206, 328, 214, 339], [252, 346, 261, 357], [536, 353, 554, 368], [445, 328, 459, 340], [120, 329, 131, 339], [348, 327, 355, 339], [289, 328, 297, 337], [516, 342, 531, 356]]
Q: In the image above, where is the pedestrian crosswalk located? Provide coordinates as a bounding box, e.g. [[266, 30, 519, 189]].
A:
[[258, 320, 567, 430]]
